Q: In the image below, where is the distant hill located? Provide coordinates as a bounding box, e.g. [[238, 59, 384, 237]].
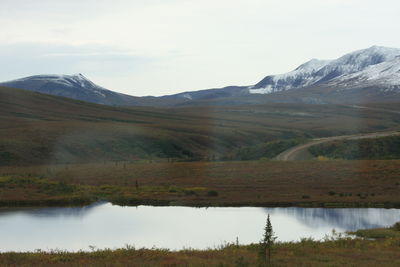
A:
[[1, 46, 400, 106], [0, 73, 178, 107], [1, 85, 400, 165]]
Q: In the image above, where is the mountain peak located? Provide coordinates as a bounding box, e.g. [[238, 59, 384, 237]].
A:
[[337, 46, 400, 65], [365, 45, 399, 52], [250, 46, 400, 95], [0, 73, 117, 103], [2, 46, 400, 106], [73, 73, 86, 79], [9, 73, 90, 83]]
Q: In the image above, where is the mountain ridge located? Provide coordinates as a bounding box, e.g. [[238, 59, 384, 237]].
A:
[[2, 46, 400, 106], [249, 46, 400, 94]]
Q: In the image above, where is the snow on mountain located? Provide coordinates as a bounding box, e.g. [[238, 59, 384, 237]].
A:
[[8, 73, 111, 97], [2, 46, 400, 106], [250, 46, 400, 94], [328, 56, 400, 90], [0, 73, 148, 106], [249, 59, 332, 94]]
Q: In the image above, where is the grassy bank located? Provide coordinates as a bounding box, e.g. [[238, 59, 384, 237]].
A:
[[1, 160, 400, 207], [309, 135, 400, 160], [0, 224, 399, 266]]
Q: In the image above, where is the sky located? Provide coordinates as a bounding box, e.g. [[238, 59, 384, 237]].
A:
[[1, 0, 400, 96]]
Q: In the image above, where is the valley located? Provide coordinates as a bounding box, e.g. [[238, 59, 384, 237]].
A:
[[2, 86, 400, 166], [1, 84, 400, 208], [2, 1, 400, 265]]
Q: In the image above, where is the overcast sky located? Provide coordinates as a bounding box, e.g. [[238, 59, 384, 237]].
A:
[[1, 0, 399, 96]]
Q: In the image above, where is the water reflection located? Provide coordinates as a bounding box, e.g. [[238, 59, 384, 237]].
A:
[[0, 203, 398, 252], [0, 201, 105, 219], [266, 207, 400, 230]]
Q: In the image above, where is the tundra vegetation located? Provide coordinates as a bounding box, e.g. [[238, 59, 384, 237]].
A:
[[1, 86, 400, 207], [0, 160, 400, 207], [1, 87, 400, 265], [309, 135, 400, 160], [0, 222, 399, 266], [1, 86, 400, 166]]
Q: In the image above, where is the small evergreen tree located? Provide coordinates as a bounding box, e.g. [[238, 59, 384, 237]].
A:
[[135, 180, 139, 190], [259, 214, 277, 266]]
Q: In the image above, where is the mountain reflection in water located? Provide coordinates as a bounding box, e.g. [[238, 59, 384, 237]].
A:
[[266, 207, 400, 231]]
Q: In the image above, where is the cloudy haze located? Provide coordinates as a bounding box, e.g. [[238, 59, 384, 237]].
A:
[[1, 0, 399, 96]]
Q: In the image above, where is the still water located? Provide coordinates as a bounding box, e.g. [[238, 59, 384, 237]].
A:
[[0, 202, 399, 252]]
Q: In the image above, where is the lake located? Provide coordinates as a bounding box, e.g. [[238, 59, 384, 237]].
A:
[[0, 202, 399, 252]]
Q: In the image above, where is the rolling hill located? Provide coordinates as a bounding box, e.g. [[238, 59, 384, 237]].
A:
[[0, 74, 178, 107], [1, 85, 400, 166]]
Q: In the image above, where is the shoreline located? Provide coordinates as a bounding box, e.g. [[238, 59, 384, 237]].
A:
[[1, 160, 400, 210], [0, 224, 399, 266], [1, 199, 400, 209]]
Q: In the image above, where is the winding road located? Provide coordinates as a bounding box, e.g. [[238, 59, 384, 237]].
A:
[[274, 131, 400, 161], [275, 105, 400, 161]]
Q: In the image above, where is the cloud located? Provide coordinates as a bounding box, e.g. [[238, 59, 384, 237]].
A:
[[0, 42, 152, 80], [0, 0, 399, 96]]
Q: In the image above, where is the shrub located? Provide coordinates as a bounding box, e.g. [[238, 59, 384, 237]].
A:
[[392, 222, 400, 231], [184, 190, 196, 196], [234, 256, 249, 267], [207, 190, 219, 197], [316, 155, 329, 161]]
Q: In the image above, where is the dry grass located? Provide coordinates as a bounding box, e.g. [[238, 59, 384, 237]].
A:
[[1, 160, 399, 207], [2, 86, 400, 165], [1, 228, 400, 266]]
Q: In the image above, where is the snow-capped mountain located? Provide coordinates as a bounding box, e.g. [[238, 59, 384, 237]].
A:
[[249, 59, 332, 94], [4, 74, 110, 97], [2, 46, 400, 106], [0, 73, 152, 106], [158, 46, 400, 105], [327, 55, 400, 90], [249, 46, 400, 94]]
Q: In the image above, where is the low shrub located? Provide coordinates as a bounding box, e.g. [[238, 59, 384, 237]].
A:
[[392, 222, 400, 231], [207, 190, 219, 197]]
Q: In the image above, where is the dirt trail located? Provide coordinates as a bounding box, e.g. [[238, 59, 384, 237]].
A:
[[349, 105, 400, 115], [274, 131, 400, 161], [275, 105, 400, 161]]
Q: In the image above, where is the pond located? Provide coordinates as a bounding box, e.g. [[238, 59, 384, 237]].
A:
[[0, 202, 399, 252]]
